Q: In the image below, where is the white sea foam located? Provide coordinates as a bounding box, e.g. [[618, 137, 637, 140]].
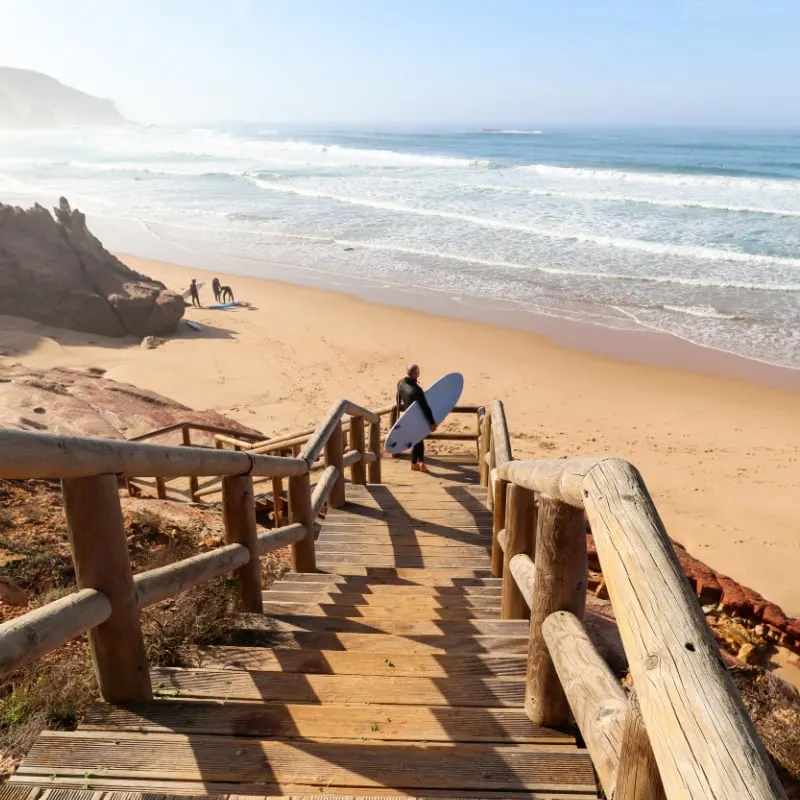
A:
[[330, 239, 800, 292], [484, 129, 545, 135], [514, 162, 800, 194], [248, 179, 800, 269], [468, 182, 800, 218], [661, 304, 744, 321]]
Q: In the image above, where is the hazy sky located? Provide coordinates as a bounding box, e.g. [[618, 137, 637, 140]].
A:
[[1, 0, 798, 127]]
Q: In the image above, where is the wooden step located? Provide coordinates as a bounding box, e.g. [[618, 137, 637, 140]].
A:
[[150, 667, 526, 706], [317, 555, 492, 569], [279, 570, 497, 584], [318, 527, 492, 538], [198, 647, 526, 676], [132, 674, 500, 718], [318, 532, 493, 544], [316, 543, 491, 557], [271, 579, 501, 595], [261, 590, 501, 608], [82, 700, 566, 744], [13, 731, 597, 796], [260, 602, 500, 621], [5, 786, 590, 799], [238, 615, 528, 637], [218, 630, 528, 654]]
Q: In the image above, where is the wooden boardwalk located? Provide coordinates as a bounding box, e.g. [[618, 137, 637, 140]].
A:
[[8, 455, 597, 799]]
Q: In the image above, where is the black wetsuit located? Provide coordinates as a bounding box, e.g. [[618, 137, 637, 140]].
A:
[[189, 283, 200, 307], [396, 376, 435, 464], [212, 278, 221, 302]]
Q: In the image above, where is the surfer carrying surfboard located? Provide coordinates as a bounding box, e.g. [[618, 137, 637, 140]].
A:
[[396, 364, 437, 472]]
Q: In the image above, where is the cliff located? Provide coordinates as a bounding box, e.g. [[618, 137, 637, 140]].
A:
[[0, 198, 184, 337], [0, 66, 125, 128]]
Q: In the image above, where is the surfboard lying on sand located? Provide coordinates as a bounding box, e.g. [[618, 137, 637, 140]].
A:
[[384, 372, 464, 454], [185, 320, 203, 331], [208, 301, 242, 309]]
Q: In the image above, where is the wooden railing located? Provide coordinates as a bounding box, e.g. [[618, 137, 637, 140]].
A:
[[478, 402, 786, 799], [0, 397, 386, 704]]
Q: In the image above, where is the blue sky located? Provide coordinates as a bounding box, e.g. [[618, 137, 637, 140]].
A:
[[1, 0, 798, 127]]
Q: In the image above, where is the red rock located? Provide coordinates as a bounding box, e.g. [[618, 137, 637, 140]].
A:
[[0, 365, 262, 442]]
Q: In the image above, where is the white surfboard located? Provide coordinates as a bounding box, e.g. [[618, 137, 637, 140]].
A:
[[384, 372, 464, 454]]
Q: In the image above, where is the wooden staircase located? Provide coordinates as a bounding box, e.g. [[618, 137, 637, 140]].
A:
[[6, 456, 597, 798]]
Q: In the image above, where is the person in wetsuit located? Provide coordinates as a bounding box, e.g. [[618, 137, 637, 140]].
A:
[[212, 277, 222, 303], [189, 279, 201, 308], [396, 364, 437, 472]]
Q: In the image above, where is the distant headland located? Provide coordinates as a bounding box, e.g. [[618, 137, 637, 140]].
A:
[[0, 66, 127, 128]]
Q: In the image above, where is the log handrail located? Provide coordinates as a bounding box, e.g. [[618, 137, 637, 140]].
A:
[[129, 421, 265, 444], [495, 456, 786, 800], [0, 589, 112, 680], [0, 429, 308, 480], [216, 403, 483, 454]]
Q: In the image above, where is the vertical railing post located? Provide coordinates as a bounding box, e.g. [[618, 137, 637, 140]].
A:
[[491, 477, 509, 578], [62, 474, 151, 703], [182, 425, 199, 502], [525, 496, 587, 726], [325, 420, 346, 507], [367, 420, 382, 484], [272, 476, 284, 527], [222, 474, 263, 612], [479, 410, 492, 486], [155, 476, 167, 499], [501, 484, 537, 619], [289, 472, 316, 572], [350, 416, 367, 485], [615, 689, 667, 800]]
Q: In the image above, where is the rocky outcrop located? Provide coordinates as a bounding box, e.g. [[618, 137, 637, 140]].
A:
[[0, 67, 126, 128], [0, 365, 262, 442], [586, 532, 800, 653], [0, 198, 184, 337]]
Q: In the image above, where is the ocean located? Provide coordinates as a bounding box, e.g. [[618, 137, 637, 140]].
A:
[[1, 124, 799, 369]]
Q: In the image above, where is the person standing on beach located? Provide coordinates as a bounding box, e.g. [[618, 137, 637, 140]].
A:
[[212, 277, 221, 303], [189, 279, 201, 308], [396, 364, 437, 472]]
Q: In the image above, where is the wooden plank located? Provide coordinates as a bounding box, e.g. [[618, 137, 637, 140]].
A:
[[317, 556, 493, 569], [261, 590, 501, 607], [197, 647, 527, 676], [17, 731, 597, 794], [272, 578, 501, 592], [280, 569, 498, 581], [315, 543, 491, 557], [82, 700, 571, 744], [197, 631, 529, 654], [260, 601, 500, 620], [317, 534, 494, 547], [144, 668, 526, 706], [236, 615, 529, 637], [7, 778, 594, 799]]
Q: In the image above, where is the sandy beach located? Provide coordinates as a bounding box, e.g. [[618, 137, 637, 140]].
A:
[[2, 254, 799, 617]]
